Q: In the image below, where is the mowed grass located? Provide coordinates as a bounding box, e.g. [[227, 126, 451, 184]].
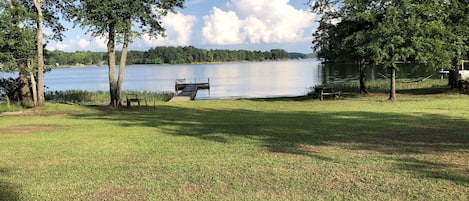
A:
[[0, 93, 468, 200]]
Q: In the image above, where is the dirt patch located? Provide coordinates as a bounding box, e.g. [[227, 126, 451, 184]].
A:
[[0, 110, 76, 117], [0, 110, 36, 116], [0, 125, 57, 134]]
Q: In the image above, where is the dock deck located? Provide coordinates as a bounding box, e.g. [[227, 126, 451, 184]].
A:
[[170, 79, 210, 102]]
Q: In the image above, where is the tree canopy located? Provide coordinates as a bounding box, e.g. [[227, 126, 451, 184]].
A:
[[311, 0, 469, 100], [64, 0, 186, 107], [0, 0, 36, 71], [1, 0, 67, 107]]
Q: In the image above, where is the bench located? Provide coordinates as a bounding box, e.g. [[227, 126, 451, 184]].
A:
[[312, 86, 342, 100], [126, 94, 147, 107]]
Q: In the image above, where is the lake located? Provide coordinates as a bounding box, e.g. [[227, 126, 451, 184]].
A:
[[45, 59, 324, 99], [1, 59, 437, 100]]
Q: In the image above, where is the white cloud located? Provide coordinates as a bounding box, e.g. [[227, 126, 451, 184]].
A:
[[94, 36, 107, 49], [78, 39, 91, 49], [143, 12, 197, 46], [201, 0, 315, 45], [52, 42, 71, 51], [47, 36, 106, 52], [201, 8, 243, 45]]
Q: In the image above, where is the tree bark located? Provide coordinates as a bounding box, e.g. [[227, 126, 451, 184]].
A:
[[389, 65, 396, 101], [28, 60, 38, 106], [448, 70, 459, 88], [107, 25, 119, 108], [18, 63, 32, 104], [117, 24, 131, 107], [359, 60, 369, 94], [33, 0, 45, 107], [5, 95, 11, 109], [449, 54, 461, 88]]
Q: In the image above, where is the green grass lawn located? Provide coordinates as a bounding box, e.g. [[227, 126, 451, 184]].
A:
[[0, 92, 468, 200]]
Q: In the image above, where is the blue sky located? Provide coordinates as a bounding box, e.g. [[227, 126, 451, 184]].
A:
[[48, 0, 317, 53]]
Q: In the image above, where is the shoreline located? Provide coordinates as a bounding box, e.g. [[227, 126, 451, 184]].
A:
[[53, 59, 303, 69]]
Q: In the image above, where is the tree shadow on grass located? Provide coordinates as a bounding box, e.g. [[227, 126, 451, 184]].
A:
[[73, 104, 469, 185], [394, 157, 469, 187], [0, 167, 20, 201], [76, 104, 469, 153], [397, 87, 451, 95]]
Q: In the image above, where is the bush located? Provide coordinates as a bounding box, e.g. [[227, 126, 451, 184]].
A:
[[0, 77, 21, 103]]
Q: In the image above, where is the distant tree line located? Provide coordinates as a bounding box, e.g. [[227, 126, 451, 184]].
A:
[[44, 46, 314, 66], [45, 50, 107, 66]]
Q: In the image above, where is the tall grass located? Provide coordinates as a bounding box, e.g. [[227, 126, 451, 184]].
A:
[[0, 103, 23, 113], [45, 90, 174, 105]]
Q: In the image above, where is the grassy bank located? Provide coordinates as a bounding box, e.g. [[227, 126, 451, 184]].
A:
[[0, 103, 24, 113], [1, 90, 174, 113], [0, 91, 468, 200], [44, 90, 174, 105]]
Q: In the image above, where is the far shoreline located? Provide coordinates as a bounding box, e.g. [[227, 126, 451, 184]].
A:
[[53, 58, 305, 69]]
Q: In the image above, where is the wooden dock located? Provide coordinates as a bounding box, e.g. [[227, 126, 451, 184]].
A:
[[170, 79, 210, 102]]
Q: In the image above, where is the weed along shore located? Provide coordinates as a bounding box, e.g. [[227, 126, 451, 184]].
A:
[[0, 91, 468, 200]]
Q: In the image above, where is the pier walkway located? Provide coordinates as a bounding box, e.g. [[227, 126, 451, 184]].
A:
[[169, 79, 210, 102]]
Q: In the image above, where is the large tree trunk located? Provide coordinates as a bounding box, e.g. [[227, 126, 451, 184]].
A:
[[448, 70, 459, 88], [18, 63, 32, 104], [33, 0, 45, 107], [117, 27, 131, 106], [28, 60, 38, 106], [449, 54, 461, 89], [107, 25, 119, 108], [389, 65, 396, 101], [359, 60, 369, 94]]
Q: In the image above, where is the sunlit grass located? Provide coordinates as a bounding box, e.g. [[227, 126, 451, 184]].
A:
[[0, 89, 468, 200]]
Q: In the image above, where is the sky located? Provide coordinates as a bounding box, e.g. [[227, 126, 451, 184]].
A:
[[48, 0, 317, 53]]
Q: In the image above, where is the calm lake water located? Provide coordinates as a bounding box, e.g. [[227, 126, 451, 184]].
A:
[[44, 59, 323, 99], [1, 59, 436, 100]]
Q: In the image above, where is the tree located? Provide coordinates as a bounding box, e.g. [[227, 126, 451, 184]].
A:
[[1, 0, 65, 107], [373, 0, 455, 100], [30, 0, 66, 107], [32, 0, 46, 107], [270, 49, 289, 60], [311, 0, 461, 100], [0, 0, 35, 105], [312, 0, 374, 94], [443, 0, 469, 88], [67, 0, 185, 108]]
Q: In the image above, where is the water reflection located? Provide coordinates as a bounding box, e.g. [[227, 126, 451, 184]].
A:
[[39, 60, 322, 99]]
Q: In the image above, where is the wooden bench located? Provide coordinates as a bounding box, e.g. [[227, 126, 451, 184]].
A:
[[312, 86, 342, 100], [126, 94, 147, 107]]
